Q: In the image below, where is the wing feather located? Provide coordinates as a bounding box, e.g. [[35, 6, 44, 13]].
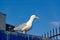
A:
[[14, 23, 27, 31]]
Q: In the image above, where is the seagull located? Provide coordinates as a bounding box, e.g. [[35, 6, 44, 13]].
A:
[[13, 15, 40, 33]]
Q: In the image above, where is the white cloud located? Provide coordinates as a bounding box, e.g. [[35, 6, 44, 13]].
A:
[[50, 21, 60, 27]]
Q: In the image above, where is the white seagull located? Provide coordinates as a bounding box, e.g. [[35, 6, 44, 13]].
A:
[[14, 15, 40, 33]]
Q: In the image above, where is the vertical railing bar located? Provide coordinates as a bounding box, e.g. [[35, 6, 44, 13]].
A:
[[59, 27, 60, 40], [53, 28, 55, 39], [47, 32, 49, 38], [44, 33, 46, 38], [50, 30, 52, 37], [42, 34, 43, 38], [56, 28, 58, 40], [59, 27, 60, 34]]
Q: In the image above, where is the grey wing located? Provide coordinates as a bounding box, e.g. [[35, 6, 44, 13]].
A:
[[14, 23, 27, 31], [18, 23, 27, 29]]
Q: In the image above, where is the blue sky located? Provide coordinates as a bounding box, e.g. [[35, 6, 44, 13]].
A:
[[0, 0, 60, 36]]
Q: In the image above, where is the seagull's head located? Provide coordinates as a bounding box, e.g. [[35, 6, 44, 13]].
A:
[[31, 15, 40, 20]]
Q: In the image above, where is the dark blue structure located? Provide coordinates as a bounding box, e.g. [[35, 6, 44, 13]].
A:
[[0, 30, 43, 40], [0, 30, 7, 40]]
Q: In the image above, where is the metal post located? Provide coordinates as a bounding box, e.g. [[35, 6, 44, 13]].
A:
[[53, 29, 55, 39], [28, 34, 29, 40], [50, 30, 51, 37], [7, 31, 9, 40], [44, 33, 46, 38], [59, 27, 60, 34], [42, 34, 43, 38], [47, 32, 49, 38], [56, 28, 58, 40]]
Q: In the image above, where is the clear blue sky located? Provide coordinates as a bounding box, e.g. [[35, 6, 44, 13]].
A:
[[0, 0, 60, 36]]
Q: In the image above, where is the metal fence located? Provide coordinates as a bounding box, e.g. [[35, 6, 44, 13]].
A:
[[42, 27, 60, 40], [0, 30, 43, 40], [0, 27, 60, 40]]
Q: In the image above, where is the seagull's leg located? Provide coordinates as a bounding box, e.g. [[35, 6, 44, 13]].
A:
[[23, 31, 25, 34]]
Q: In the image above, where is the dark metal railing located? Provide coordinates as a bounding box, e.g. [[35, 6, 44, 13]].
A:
[[42, 27, 60, 40]]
